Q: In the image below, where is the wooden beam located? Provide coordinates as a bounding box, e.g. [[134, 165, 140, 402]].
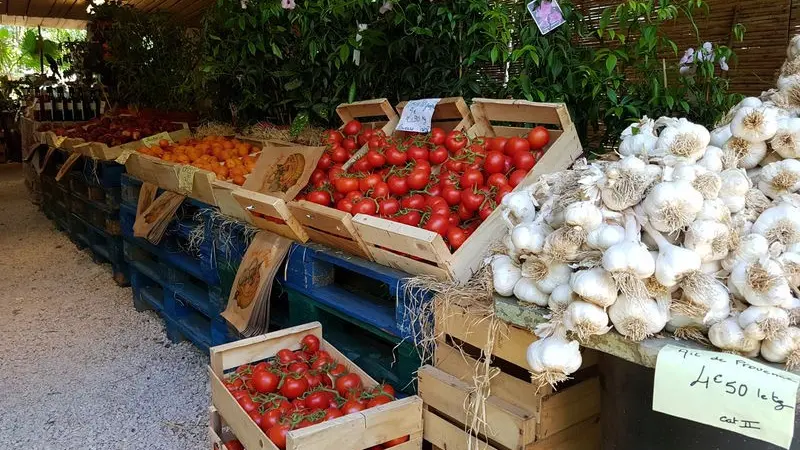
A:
[[7, 0, 27, 15]]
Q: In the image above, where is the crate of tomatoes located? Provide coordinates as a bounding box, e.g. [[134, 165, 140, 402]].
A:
[[289, 97, 473, 261], [307, 98, 582, 283], [209, 322, 422, 450]]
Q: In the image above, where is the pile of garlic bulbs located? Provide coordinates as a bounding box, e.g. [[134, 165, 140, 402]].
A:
[[498, 37, 800, 384]]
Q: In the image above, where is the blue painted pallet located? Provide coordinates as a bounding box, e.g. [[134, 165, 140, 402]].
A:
[[69, 192, 121, 236], [69, 171, 122, 211], [126, 238, 236, 353], [119, 203, 219, 286], [70, 213, 129, 286], [282, 242, 432, 341], [77, 156, 125, 188]]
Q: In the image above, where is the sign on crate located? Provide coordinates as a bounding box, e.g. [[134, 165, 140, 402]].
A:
[[141, 131, 174, 148], [395, 98, 440, 133], [653, 345, 800, 449]]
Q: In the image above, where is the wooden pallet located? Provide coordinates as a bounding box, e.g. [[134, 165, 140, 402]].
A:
[[209, 322, 423, 450], [352, 99, 583, 283], [420, 299, 601, 450], [210, 406, 240, 450], [286, 98, 399, 260]]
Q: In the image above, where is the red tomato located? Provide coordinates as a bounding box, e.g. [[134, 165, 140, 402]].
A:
[[370, 181, 390, 199], [277, 349, 298, 364], [479, 203, 495, 220], [503, 155, 513, 173], [429, 145, 448, 164], [457, 203, 474, 220], [317, 152, 333, 170], [445, 130, 468, 153], [508, 169, 527, 187], [252, 370, 280, 393], [352, 157, 372, 173], [328, 363, 347, 377], [359, 174, 382, 192], [352, 198, 378, 215], [447, 214, 460, 227], [288, 362, 309, 374], [324, 407, 344, 421], [460, 169, 484, 189], [496, 184, 513, 203], [266, 424, 290, 450], [407, 170, 429, 190], [461, 190, 485, 211], [323, 129, 343, 145], [343, 120, 362, 136], [383, 435, 410, 448], [328, 165, 345, 182], [248, 410, 263, 427], [304, 391, 333, 410], [487, 173, 509, 188], [426, 201, 450, 217], [414, 160, 432, 175], [440, 173, 459, 189], [427, 183, 442, 197], [335, 373, 364, 396], [424, 214, 450, 236], [527, 126, 550, 150], [487, 136, 508, 153], [346, 190, 364, 203], [387, 175, 410, 196], [384, 146, 407, 166], [366, 149, 386, 168], [336, 198, 354, 213], [304, 371, 323, 388], [260, 409, 283, 432], [367, 395, 393, 408], [513, 151, 535, 171], [224, 440, 244, 450], [379, 198, 400, 216], [407, 145, 429, 162], [331, 146, 349, 163], [395, 210, 422, 226], [334, 177, 360, 194], [444, 158, 464, 173], [400, 194, 425, 210], [280, 375, 309, 399], [358, 128, 375, 146], [341, 399, 367, 415], [310, 169, 327, 186], [310, 357, 331, 370], [430, 127, 446, 145], [447, 226, 468, 250], [237, 394, 259, 413], [342, 137, 358, 151], [301, 334, 320, 353], [368, 135, 385, 150], [484, 151, 506, 174], [505, 136, 531, 155]]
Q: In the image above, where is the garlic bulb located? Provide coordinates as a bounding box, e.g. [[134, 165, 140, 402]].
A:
[[654, 118, 710, 163], [514, 277, 549, 306], [698, 146, 724, 172], [751, 203, 800, 246], [501, 191, 537, 227], [602, 213, 655, 297], [730, 106, 779, 143], [600, 156, 654, 211], [730, 257, 794, 307], [779, 251, 800, 286], [526, 325, 582, 386], [587, 223, 625, 251], [684, 220, 730, 262], [542, 225, 585, 262], [722, 137, 767, 170], [722, 233, 769, 272], [569, 268, 618, 308], [521, 257, 573, 294], [564, 201, 603, 232], [619, 131, 658, 157], [642, 180, 704, 233], [548, 284, 576, 311], [719, 169, 752, 213], [708, 317, 761, 355], [644, 223, 702, 287], [563, 301, 611, 341], [511, 219, 552, 255], [739, 305, 790, 341], [696, 198, 731, 223], [761, 327, 800, 369], [621, 116, 655, 138], [709, 125, 733, 149], [737, 96, 764, 110], [492, 255, 522, 297], [757, 159, 800, 200], [770, 117, 800, 159], [608, 292, 669, 341]]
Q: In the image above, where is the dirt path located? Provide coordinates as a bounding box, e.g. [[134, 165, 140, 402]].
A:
[[0, 164, 209, 449]]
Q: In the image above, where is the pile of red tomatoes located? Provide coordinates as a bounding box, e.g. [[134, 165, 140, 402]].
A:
[[297, 120, 550, 251], [221, 334, 407, 450]]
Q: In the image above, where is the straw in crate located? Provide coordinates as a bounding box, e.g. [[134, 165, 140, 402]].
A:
[[351, 99, 584, 284]]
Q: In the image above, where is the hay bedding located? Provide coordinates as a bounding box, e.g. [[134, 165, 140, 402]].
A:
[[0, 166, 209, 449]]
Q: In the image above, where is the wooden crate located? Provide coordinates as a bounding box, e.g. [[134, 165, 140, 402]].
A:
[[210, 406, 240, 450], [209, 322, 423, 450], [420, 299, 601, 450], [287, 99, 399, 260], [352, 99, 582, 283], [230, 188, 309, 242]]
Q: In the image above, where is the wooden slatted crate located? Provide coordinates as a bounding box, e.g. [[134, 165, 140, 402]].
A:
[[209, 322, 423, 450], [352, 99, 583, 283], [420, 299, 601, 450], [287, 99, 399, 260]]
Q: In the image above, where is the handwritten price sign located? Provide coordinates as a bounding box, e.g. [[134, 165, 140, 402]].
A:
[[395, 98, 441, 133], [141, 131, 174, 148], [653, 345, 799, 448]]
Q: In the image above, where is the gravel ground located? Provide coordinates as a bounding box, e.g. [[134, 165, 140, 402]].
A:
[[0, 165, 210, 449]]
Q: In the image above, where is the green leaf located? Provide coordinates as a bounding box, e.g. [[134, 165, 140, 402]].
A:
[[519, 73, 532, 101], [348, 79, 357, 103], [606, 87, 618, 104], [605, 54, 617, 73], [239, 16, 246, 30], [284, 79, 302, 91], [490, 46, 499, 64], [666, 96, 675, 109], [339, 44, 350, 63], [680, 100, 690, 113], [248, 42, 256, 55], [290, 112, 309, 137], [271, 43, 283, 58]]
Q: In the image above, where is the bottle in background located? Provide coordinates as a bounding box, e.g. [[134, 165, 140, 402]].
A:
[[44, 86, 53, 121], [73, 86, 84, 121], [53, 85, 63, 121], [64, 86, 74, 122]]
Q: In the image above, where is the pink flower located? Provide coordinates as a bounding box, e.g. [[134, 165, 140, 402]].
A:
[[539, 1, 553, 15], [379, 0, 393, 14], [281, 0, 296, 10]]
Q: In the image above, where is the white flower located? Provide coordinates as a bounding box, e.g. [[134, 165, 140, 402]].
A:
[[719, 56, 728, 71], [679, 48, 695, 65], [281, 0, 296, 9], [379, 0, 393, 14], [680, 65, 697, 76]]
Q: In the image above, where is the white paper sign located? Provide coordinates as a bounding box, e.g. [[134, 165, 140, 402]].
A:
[[653, 344, 799, 449], [527, 0, 566, 35], [395, 98, 441, 133]]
